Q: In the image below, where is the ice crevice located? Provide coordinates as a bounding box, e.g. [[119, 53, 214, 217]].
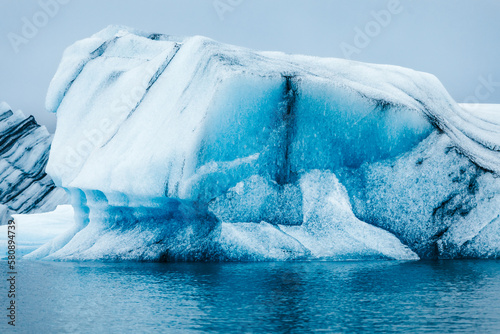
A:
[[274, 74, 299, 186]]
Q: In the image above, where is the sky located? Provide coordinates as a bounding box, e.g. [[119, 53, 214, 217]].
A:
[[0, 0, 499, 132]]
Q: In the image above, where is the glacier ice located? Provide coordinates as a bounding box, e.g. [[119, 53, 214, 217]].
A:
[[0, 102, 68, 225], [0, 204, 11, 225], [25, 26, 500, 261], [346, 130, 500, 259]]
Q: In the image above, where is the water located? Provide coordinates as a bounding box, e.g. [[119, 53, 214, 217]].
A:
[[2, 260, 500, 333]]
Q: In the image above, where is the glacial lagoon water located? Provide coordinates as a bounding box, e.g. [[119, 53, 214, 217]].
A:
[[2, 260, 500, 333]]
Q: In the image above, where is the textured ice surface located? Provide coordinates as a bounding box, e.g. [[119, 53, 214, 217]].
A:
[[29, 26, 500, 261], [0, 204, 11, 225], [279, 171, 418, 260], [0, 102, 68, 224], [345, 131, 500, 259]]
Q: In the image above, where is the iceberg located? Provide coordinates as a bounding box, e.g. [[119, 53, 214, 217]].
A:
[[0, 102, 68, 225], [27, 26, 500, 261]]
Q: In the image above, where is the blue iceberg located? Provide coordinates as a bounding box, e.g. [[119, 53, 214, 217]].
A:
[[23, 26, 500, 261]]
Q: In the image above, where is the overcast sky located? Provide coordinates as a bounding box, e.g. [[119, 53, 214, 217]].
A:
[[1, 0, 499, 132]]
